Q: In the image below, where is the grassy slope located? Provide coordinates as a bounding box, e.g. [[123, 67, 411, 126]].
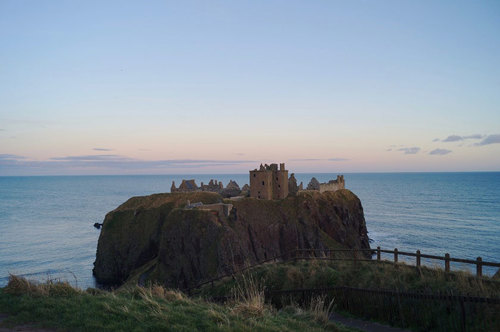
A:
[[0, 277, 354, 332], [197, 260, 500, 298], [196, 260, 500, 332]]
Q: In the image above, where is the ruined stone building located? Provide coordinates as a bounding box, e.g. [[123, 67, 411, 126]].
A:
[[185, 200, 233, 217], [171, 179, 198, 193], [171, 179, 242, 198], [249, 163, 289, 199], [319, 175, 345, 192], [288, 173, 303, 196], [306, 175, 345, 193]]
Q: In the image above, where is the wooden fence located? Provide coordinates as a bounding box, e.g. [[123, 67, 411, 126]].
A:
[[293, 247, 500, 277], [266, 286, 500, 332], [187, 247, 500, 292], [187, 248, 500, 331]]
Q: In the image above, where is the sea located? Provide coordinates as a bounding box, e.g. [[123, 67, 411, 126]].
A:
[[0, 173, 499, 289]]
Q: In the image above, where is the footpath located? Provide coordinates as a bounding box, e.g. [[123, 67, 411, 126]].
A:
[[1, 311, 412, 332], [330, 312, 412, 332]]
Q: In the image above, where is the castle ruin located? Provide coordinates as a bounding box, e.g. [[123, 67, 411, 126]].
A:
[[171, 163, 345, 202], [171, 179, 242, 198], [249, 163, 289, 199], [249, 163, 345, 200], [319, 175, 345, 193]]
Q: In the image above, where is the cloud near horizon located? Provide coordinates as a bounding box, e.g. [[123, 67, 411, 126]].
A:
[[474, 134, 500, 146], [0, 154, 257, 174], [0, 154, 25, 160], [441, 134, 483, 142], [398, 147, 420, 154], [429, 148, 452, 156], [289, 158, 349, 162], [93, 148, 113, 151]]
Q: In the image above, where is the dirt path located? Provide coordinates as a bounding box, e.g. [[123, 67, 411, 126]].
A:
[[0, 314, 57, 332], [330, 312, 412, 332]]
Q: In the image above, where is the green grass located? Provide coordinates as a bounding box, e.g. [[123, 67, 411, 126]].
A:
[[195, 259, 500, 332], [0, 275, 355, 332], [197, 259, 500, 297]]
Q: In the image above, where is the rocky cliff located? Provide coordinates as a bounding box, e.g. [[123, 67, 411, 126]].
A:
[[93, 189, 370, 288]]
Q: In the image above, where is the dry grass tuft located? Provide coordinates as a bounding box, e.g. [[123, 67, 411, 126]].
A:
[[308, 295, 335, 324], [5, 274, 80, 297], [230, 274, 266, 317], [4, 274, 42, 295], [149, 284, 186, 302]]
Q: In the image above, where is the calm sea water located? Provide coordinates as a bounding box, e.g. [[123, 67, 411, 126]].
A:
[[0, 173, 499, 288]]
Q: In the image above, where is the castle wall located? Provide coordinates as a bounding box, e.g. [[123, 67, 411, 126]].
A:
[[196, 203, 233, 217], [273, 169, 289, 199], [319, 175, 345, 193], [250, 170, 273, 199], [249, 163, 289, 200]]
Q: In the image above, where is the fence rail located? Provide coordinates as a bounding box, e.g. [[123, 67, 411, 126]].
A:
[[268, 286, 500, 304], [266, 286, 500, 332], [295, 247, 500, 277], [203, 285, 500, 331], [187, 247, 500, 292]]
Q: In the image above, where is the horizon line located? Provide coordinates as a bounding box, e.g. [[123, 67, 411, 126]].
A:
[[1, 170, 499, 177]]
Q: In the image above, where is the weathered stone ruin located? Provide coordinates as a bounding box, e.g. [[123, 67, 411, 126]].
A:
[[186, 200, 233, 217], [248, 163, 345, 199], [200, 179, 224, 192], [221, 180, 241, 198], [319, 175, 345, 192], [171, 179, 198, 193], [170, 164, 345, 201], [171, 179, 242, 198], [288, 173, 303, 196], [249, 163, 289, 200], [306, 175, 345, 192], [306, 177, 320, 190]]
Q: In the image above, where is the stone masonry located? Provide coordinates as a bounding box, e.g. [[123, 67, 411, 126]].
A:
[[249, 163, 289, 200]]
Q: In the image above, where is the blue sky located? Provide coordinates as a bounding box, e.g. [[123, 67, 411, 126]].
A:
[[1, 1, 499, 175]]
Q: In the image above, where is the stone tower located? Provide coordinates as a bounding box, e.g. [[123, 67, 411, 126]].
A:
[[249, 163, 289, 200]]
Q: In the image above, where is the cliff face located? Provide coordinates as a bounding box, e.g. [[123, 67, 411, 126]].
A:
[[93, 190, 370, 288], [92, 192, 221, 285]]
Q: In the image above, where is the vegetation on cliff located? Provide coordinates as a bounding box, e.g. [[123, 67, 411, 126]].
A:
[[93, 190, 370, 288]]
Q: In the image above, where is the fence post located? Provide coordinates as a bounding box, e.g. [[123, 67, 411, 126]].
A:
[[460, 298, 466, 332], [377, 246, 381, 261], [476, 257, 482, 277], [416, 250, 421, 268], [394, 248, 398, 263], [445, 253, 450, 272]]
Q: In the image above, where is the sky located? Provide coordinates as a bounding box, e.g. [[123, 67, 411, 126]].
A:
[[1, 0, 499, 175]]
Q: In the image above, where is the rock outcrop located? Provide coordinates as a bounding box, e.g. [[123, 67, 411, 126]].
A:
[[93, 189, 370, 288]]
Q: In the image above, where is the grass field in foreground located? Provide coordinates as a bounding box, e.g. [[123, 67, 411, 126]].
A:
[[0, 275, 355, 332]]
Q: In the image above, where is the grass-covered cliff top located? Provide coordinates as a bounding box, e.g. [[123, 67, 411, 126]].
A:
[[112, 192, 222, 211], [0, 275, 353, 332]]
